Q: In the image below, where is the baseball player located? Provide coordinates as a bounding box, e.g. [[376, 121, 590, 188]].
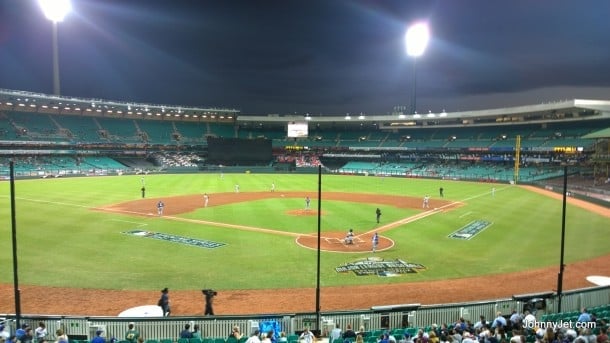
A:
[[157, 200, 165, 216], [372, 232, 379, 252], [423, 195, 430, 209], [203, 193, 209, 207], [344, 228, 354, 244]]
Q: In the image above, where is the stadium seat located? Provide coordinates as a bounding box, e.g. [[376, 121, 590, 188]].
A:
[[189, 339, 202, 343], [178, 339, 190, 343]]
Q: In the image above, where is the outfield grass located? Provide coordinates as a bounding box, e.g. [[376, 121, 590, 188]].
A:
[[0, 173, 608, 291]]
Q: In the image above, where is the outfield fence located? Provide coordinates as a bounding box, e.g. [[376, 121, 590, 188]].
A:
[[1, 285, 608, 342]]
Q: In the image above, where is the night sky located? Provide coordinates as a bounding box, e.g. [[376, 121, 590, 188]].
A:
[[1, 0, 610, 115]]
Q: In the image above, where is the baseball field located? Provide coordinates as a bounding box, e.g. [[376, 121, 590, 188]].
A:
[[0, 172, 609, 315]]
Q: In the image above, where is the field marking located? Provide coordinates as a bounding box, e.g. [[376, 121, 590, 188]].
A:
[[7, 196, 92, 209], [149, 215, 303, 237], [459, 211, 473, 218], [107, 219, 148, 227], [325, 237, 342, 244]]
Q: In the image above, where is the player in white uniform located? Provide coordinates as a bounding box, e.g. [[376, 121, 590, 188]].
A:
[[372, 232, 379, 252], [423, 195, 430, 209]]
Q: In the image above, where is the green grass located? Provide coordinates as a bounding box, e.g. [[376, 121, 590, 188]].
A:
[[0, 173, 608, 291]]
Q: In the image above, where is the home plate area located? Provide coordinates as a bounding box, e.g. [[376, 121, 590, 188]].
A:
[[297, 231, 393, 253], [325, 236, 366, 245]]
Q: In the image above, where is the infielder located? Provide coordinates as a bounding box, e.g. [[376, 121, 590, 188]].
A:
[[157, 200, 165, 216]]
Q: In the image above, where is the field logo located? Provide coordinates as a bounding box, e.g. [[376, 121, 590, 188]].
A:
[[335, 257, 426, 276], [123, 230, 226, 249], [448, 220, 491, 240]]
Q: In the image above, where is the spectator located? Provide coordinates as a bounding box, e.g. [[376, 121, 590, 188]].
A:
[[577, 308, 591, 323], [492, 312, 507, 329], [246, 330, 261, 343], [343, 325, 357, 340], [330, 324, 342, 343], [300, 328, 315, 343], [125, 323, 140, 343], [192, 325, 202, 340], [180, 324, 193, 339], [91, 330, 106, 343], [35, 322, 47, 343], [229, 326, 243, 341], [55, 329, 69, 343]]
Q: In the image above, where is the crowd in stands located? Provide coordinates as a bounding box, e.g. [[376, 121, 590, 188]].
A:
[[326, 308, 608, 343], [275, 153, 322, 168], [151, 153, 202, 168], [1, 306, 608, 343]]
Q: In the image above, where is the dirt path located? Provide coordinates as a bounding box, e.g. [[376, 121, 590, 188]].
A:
[[1, 189, 608, 316], [520, 185, 610, 218]]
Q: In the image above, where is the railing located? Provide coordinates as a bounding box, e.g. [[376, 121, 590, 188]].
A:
[[2, 285, 608, 342]]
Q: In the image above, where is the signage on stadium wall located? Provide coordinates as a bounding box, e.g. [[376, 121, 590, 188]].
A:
[[553, 146, 582, 154]]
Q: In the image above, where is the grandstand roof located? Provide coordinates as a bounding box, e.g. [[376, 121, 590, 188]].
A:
[[0, 88, 239, 122], [582, 127, 610, 139], [236, 99, 610, 127]]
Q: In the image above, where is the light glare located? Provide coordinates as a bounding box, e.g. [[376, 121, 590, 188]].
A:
[[405, 22, 430, 57], [39, 0, 72, 22]]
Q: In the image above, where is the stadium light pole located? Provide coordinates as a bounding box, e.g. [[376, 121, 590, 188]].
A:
[[405, 22, 430, 115], [38, 0, 72, 96]]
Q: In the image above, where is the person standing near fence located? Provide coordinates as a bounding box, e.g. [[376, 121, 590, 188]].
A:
[[158, 287, 171, 316]]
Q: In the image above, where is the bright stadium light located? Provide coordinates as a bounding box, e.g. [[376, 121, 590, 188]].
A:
[[39, 0, 72, 95], [405, 22, 430, 57], [39, 0, 72, 22], [405, 22, 430, 115]]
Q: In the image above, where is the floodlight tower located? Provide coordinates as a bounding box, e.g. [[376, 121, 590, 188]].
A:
[[405, 22, 430, 115], [38, 0, 72, 96]]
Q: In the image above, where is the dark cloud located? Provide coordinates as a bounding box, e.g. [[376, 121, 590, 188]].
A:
[[1, 0, 610, 114]]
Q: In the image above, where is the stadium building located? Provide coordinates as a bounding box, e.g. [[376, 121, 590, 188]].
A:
[[0, 88, 609, 342]]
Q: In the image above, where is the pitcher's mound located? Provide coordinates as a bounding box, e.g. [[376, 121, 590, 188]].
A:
[[286, 209, 324, 216]]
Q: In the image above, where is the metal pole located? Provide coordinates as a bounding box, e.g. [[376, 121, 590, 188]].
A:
[[557, 165, 567, 312], [315, 165, 322, 332], [52, 22, 61, 95], [10, 161, 22, 326], [411, 57, 417, 114]]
